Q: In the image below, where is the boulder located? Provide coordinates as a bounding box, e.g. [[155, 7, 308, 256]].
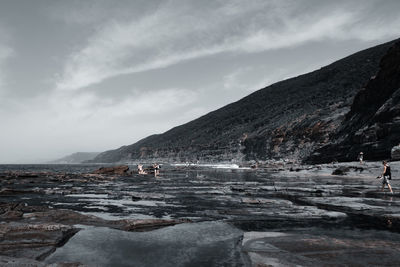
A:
[[332, 166, 350, 175], [93, 165, 130, 175], [392, 145, 400, 160]]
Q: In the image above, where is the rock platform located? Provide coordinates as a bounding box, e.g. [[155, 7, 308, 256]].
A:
[[0, 161, 400, 266]]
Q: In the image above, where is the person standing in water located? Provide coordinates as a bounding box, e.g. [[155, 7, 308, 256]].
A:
[[378, 161, 393, 193], [153, 163, 160, 177], [137, 164, 146, 174], [358, 152, 364, 164]]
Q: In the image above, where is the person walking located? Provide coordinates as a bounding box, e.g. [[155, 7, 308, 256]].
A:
[[377, 161, 393, 193]]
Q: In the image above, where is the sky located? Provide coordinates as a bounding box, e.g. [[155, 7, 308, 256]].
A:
[[0, 0, 400, 163]]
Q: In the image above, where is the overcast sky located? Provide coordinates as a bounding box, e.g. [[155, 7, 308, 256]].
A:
[[0, 0, 399, 163]]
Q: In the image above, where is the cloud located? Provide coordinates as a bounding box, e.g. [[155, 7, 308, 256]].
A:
[[0, 44, 12, 63], [0, 86, 199, 163], [2, 0, 400, 163], [56, 0, 400, 92], [0, 34, 13, 96], [49, 87, 197, 121], [47, 0, 162, 26]]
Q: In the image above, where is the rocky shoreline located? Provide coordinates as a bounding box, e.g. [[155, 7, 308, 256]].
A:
[[1, 162, 400, 266]]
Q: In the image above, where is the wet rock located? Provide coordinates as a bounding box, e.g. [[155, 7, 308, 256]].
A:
[[392, 145, 400, 160], [0, 210, 23, 220], [131, 195, 142, 201], [130, 192, 173, 201], [92, 165, 130, 176], [230, 186, 245, 192], [0, 188, 37, 195], [0, 255, 47, 266], [242, 229, 400, 266], [21, 208, 186, 232], [115, 219, 190, 231], [298, 196, 400, 231], [241, 198, 275, 204], [289, 167, 303, 172], [22, 209, 108, 226], [2, 163, 400, 265], [332, 166, 350, 175], [331, 165, 364, 175], [16, 173, 39, 178], [0, 255, 87, 266], [0, 222, 79, 260]]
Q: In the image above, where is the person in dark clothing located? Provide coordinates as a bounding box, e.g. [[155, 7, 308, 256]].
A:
[[153, 163, 160, 177], [378, 161, 393, 193]]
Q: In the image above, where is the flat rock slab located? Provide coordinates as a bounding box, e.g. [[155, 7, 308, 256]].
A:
[[22, 208, 186, 232], [0, 255, 47, 266], [0, 222, 78, 260], [300, 196, 398, 213], [242, 228, 400, 266], [92, 165, 130, 176], [0, 255, 87, 266]]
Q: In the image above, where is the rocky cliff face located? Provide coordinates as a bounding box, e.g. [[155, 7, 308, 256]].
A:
[[308, 40, 400, 163], [91, 39, 398, 164]]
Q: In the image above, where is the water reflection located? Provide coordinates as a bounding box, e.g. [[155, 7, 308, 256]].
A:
[[46, 221, 245, 267]]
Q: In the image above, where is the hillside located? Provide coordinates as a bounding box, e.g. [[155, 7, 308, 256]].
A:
[[49, 152, 100, 164], [91, 39, 398, 163]]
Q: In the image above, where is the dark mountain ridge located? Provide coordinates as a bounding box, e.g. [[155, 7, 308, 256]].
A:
[[91, 39, 399, 163]]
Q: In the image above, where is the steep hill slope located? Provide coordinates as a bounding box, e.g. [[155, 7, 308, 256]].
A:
[[91, 39, 398, 163], [49, 152, 100, 164], [307, 40, 400, 163]]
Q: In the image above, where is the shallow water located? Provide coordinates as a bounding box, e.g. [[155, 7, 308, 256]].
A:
[[0, 164, 105, 173], [0, 164, 268, 221], [45, 221, 247, 267]]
